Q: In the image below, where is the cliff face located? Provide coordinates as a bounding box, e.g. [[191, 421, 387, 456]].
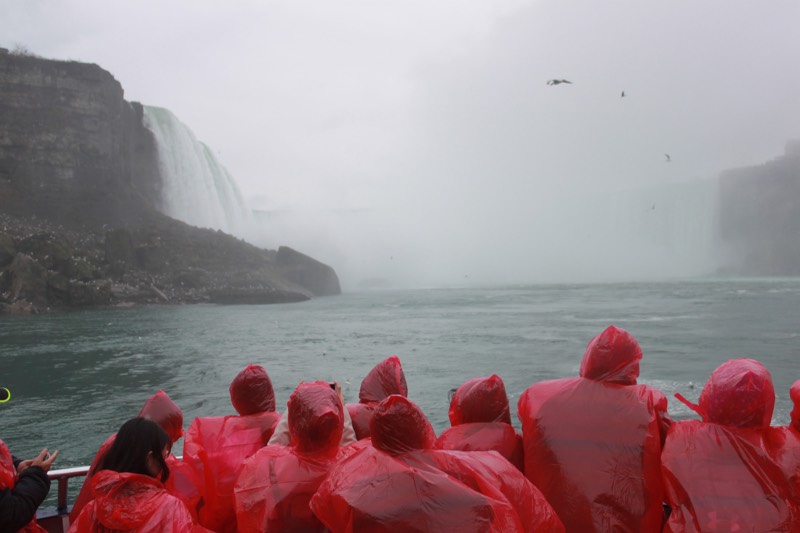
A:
[[718, 141, 800, 275], [0, 50, 161, 226], [0, 50, 340, 314]]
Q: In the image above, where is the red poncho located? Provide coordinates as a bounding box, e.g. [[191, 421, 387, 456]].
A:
[[435, 375, 524, 471], [229, 364, 276, 416], [181, 364, 280, 532], [345, 355, 407, 440], [311, 395, 563, 533], [183, 411, 280, 532], [517, 325, 670, 532], [70, 390, 187, 522], [763, 379, 800, 495], [138, 390, 184, 443], [664, 359, 800, 531], [233, 382, 344, 533], [67, 470, 196, 533]]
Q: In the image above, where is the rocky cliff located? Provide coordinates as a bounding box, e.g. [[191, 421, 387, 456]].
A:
[[717, 141, 800, 276], [0, 49, 340, 314]]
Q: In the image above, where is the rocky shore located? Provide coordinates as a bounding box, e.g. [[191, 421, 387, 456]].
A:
[[0, 211, 340, 315]]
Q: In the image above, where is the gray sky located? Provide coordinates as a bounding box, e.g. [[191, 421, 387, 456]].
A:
[[2, 1, 799, 287]]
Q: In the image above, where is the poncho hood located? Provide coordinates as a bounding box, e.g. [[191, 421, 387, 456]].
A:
[[370, 395, 436, 455], [789, 379, 799, 431], [289, 382, 343, 455], [230, 364, 276, 415], [359, 355, 408, 404], [449, 375, 512, 425], [138, 390, 184, 443], [580, 325, 642, 385], [90, 470, 166, 529], [679, 358, 775, 428]]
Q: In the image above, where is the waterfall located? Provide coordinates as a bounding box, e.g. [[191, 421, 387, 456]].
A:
[[142, 106, 253, 238]]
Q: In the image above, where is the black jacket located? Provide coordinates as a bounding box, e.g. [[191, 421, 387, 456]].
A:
[[0, 464, 50, 533]]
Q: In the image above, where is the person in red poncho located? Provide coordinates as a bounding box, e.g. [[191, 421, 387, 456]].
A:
[[68, 417, 201, 533], [764, 380, 800, 500], [435, 374, 524, 471], [0, 439, 58, 533], [233, 381, 347, 533], [311, 394, 564, 533], [664, 360, 800, 531], [69, 390, 194, 523], [346, 355, 407, 440], [517, 325, 671, 532], [182, 364, 281, 533]]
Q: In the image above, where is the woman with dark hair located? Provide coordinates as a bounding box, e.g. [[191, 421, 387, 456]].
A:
[[96, 417, 172, 482], [68, 417, 201, 532], [70, 390, 191, 522]]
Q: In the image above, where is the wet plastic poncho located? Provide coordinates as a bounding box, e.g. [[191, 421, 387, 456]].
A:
[[138, 389, 185, 443], [311, 395, 563, 533], [184, 412, 280, 532], [766, 380, 800, 494], [664, 360, 800, 532], [180, 364, 280, 532], [70, 390, 187, 522], [233, 382, 344, 533], [345, 355, 407, 440], [517, 325, 670, 532], [435, 375, 524, 471], [0, 438, 47, 533], [0, 440, 14, 490], [229, 364, 276, 416], [67, 470, 196, 533]]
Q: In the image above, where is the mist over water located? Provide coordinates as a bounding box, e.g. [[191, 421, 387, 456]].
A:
[[141, 107, 725, 288], [143, 123, 725, 290], [119, 2, 798, 290]]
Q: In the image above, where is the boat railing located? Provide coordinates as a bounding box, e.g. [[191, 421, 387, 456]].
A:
[[35, 465, 89, 533], [46, 465, 90, 513]]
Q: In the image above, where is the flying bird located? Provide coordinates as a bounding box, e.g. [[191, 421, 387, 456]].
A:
[[621, 90, 626, 98], [665, 153, 671, 162], [547, 79, 572, 86]]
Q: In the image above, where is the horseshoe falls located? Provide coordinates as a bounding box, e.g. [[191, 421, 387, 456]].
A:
[[142, 106, 254, 238]]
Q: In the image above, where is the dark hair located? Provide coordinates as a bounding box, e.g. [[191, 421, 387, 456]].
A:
[[97, 417, 171, 482]]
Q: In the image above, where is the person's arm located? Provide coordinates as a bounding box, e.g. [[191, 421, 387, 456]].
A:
[[267, 409, 290, 446], [340, 404, 357, 446], [0, 466, 50, 533]]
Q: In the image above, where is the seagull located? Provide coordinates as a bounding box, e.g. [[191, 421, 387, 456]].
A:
[[547, 79, 572, 86], [665, 153, 671, 163]]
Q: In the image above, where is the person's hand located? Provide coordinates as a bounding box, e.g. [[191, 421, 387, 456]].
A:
[[18, 449, 58, 473], [333, 381, 344, 405]]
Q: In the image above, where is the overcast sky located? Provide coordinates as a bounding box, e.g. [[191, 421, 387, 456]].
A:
[[2, 1, 799, 287]]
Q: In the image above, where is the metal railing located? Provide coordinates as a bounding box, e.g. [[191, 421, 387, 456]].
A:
[[46, 465, 90, 513]]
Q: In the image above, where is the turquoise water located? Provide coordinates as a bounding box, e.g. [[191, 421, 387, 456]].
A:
[[2, 280, 799, 470]]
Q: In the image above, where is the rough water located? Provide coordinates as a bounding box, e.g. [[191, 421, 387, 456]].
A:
[[2, 280, 798, 473]]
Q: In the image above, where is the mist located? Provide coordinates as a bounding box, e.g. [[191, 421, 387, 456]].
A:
[[2, 0, 799, 289]]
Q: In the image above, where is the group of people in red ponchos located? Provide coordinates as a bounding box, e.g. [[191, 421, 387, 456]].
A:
[[4, 325, 799, 532]]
